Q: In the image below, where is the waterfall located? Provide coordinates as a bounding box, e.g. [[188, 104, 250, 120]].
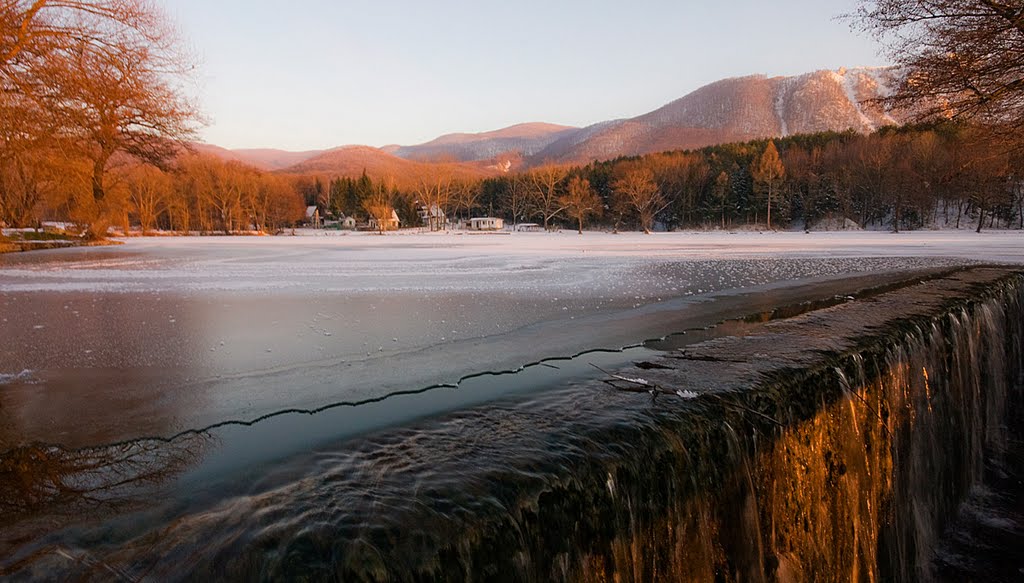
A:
[[440, 275, 1024, 582], [2, 273, 1020, 581]]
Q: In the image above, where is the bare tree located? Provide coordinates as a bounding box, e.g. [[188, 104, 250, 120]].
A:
[[2, 2, 160, 70], [528, 164, 568, 230], [504, 173, 530, 228], [414, 167, 452, 230], [612, 166, 666, 234], [0, 144, 55, 227], [450, 179, 480, 223], [854, 0, 1024, 136], [560, 176, 602, 234], [2, 1, 200, 238], [366, 177, 398, 234], [125, 164, 170, 234]]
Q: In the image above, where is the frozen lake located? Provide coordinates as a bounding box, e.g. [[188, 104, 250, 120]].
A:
[[1, 230, 1021, 450], [1, 229, 1022, 577]]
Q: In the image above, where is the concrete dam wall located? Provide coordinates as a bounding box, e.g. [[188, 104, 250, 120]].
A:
[[4, 268, 1021, 581], [295, 267, 1023, 582]]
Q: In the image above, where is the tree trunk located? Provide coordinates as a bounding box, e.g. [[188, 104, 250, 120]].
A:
[[976, 200, 985, 233], [91, 153, 111, 201]]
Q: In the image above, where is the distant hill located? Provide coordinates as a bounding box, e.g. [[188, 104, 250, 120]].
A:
[[390, 122, 578, 163], [531, 68, 901, 164], [198, 67, 903, 176], [188, 143, 252, 165], [230, 149, 324, 171], [188, 144, 322, 171], [276, 145, 498, 185]]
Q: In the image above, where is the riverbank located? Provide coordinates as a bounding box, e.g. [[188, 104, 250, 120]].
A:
[[0, 232, 121, 254]]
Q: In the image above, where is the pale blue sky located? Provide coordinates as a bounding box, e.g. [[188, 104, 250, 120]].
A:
[[169, 1, 886, 150]]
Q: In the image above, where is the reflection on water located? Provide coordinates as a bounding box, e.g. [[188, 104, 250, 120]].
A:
[[0, 436, 209, 518], [0, 271, 1014, 581], [0, 313, 763, 525], [1, 252, 1007, 579], [0, 255, 970, 451], [0, 290, 805, 577]]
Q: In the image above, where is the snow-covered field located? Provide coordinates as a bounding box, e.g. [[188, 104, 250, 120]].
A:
[[1, 229, 1021, 294], [0, 229, 1020, 449]]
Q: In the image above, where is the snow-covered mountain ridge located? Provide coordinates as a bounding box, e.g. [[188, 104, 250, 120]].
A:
[[201, 67, 903, 175], [530, 67, 902, 164]]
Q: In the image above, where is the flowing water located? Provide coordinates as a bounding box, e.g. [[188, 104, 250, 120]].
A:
[[1, 238, 1020, 581], [0, 271, 1019, 580]]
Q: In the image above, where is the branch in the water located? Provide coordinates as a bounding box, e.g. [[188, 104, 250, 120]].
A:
[[589, 362, 782, 425]]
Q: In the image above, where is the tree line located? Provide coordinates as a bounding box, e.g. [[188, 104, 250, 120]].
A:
[[467, 125, 1021, 233], [11, 122, 1012, 236], [3, 1, 1021, 236]]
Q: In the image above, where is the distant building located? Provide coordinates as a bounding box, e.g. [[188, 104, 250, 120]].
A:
[[305, 206, 321, 228], [340, 216, 357, 230], [369, 210, 401, 231], [418, 205, 446, 230], [468, 217, 504, 231], [514, 222, 542, 232]]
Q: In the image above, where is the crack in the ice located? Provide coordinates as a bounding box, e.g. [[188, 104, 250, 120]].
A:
[[0, 266, 979, 458]]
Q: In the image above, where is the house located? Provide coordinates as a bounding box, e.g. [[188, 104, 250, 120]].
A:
[[368, 210, 401, 231], [514, 222, 542, 232], [305, 206, 321, 228], [325, 215, 357, 230], [468, 217, 504, 231], [418, 205, 446, 230]]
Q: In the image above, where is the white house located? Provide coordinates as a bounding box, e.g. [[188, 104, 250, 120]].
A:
[[418, 205, 446, 230], [514, 222, 542, 232], [305, 206, 321, 228], [369, 210, 401, 231], [468, 217, 504, 231]]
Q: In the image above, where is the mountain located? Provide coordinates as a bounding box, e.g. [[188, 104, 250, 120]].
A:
[[276, 145, 498, 185], [230, 149, 324, 171], [189, 144, 323, 171], [198, 67, 902, 175], [188, 143, 252, 164], [531, 67, 901, 164], [390, 122, 578, 163]]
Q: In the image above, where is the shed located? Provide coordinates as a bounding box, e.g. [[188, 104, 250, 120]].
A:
[[469, 217, 504, 231]]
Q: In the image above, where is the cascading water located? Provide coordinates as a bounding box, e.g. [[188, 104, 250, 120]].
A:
[[1, 270, 1021, 581]]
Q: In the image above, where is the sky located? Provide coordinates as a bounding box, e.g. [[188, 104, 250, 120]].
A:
[[168, 1, 888, 151]]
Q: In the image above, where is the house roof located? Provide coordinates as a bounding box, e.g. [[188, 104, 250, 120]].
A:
[[305, 206, 318, 218]]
